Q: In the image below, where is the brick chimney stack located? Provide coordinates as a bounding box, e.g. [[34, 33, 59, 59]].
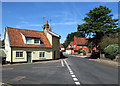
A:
[[43, 20, 49, 30]]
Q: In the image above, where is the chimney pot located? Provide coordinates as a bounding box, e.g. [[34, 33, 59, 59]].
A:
[[46, 20, 48, 24]]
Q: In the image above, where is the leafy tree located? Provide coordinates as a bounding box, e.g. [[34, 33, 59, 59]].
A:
[[0, 39, 4, 46], [63, 32, 85, 49], [77, 5, 119, 49], [78, 49, 82, 54], [100, 33, 118, 50], [88, 45, 92, 53]]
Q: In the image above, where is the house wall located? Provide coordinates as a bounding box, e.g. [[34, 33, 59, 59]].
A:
[[4, 29, 11, 62], [61, 48, 65, 50], [12, 47, 52, 62], [44, 29, 52, 46], [44, 29, 60, 59], [65, 50, 71, 55], [52, 36, 60, 59]]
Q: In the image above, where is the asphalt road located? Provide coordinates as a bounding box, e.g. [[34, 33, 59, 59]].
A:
[[2, 55, 118, 85], [65, 55, 118, 84]]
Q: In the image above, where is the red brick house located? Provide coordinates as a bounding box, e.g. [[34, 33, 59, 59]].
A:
[[66, 36, 97, 55], [60, 44, 65, 52]]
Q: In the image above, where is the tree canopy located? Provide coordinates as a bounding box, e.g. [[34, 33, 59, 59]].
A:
[[77, 5, 119, 48]]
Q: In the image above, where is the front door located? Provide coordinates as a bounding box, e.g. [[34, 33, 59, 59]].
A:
[[27, 52, 32, 63]]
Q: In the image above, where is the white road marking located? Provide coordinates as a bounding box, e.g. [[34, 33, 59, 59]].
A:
[[75, 82, 80, 85], [71, 75, 76, 78], [2, 68, 14, 70], [64, 60, 81, 85], [73, 78, 78, 81], [70, 72, 74, 74], [61, 60, 64, 67]]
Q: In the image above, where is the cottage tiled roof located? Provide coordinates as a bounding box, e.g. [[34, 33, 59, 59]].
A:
[[7, 27, 52, 48], [75, 37, 88, 45]]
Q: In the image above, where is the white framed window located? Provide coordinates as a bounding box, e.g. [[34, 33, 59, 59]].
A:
[[34, 38, 40, 45], [39, 52, 45, 58], [80, 46, 83, 48], [84, 46, 87, 48], [16, 52, 24, 58], [26, 38, 33, 44], [74, 45, 76, 48]]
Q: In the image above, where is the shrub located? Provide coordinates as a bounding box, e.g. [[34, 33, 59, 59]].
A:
[[91, 50, 100, 59], [78, 49, 82, 54], [100, 33, 118, 50], [104, 44, 119, 60], [78, 49, 86, 54], [88, 45, 92, 53]]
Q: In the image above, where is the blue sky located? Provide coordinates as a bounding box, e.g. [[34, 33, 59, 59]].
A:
[[2, 2, 118, 43]]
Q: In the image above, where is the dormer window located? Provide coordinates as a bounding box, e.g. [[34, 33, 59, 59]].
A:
[[34, 38, 40, 45], [26, 37, 42, 45], [26, 38, 33, 44]]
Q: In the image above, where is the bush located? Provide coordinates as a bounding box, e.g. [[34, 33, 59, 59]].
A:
[[91, 50, 100, 59], [104, 44, 119, 60], [100, 33, 118, 50], [78, 49, 86, 54], [78, 49, 82, 54]]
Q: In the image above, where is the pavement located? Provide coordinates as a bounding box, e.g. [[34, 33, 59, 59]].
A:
[[2, 55, 118, 85]]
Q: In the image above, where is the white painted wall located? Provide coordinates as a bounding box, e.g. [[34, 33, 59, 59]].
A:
[[12, 47, 53, 62], [65, 50, 71, 55], [61, 48, 65, 50], [4, 29, 11, 62]]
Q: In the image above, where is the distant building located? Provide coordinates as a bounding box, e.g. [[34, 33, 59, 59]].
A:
[[66, 41, 74, 55], [66, 36, 97, 55], [60, 44, 65, 52], [4, 21, 61, 63]]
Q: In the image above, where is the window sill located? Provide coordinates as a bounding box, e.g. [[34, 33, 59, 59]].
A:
[[15, 57, 24, 59], [39, 58, 46, 59]]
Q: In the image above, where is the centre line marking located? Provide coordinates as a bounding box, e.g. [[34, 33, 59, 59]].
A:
[[64, 60, 81, 85], [61, 60, 64, 67], [75, 82, 80, 85], [73, 78, 78, 81], [71, 75, 76, 78]]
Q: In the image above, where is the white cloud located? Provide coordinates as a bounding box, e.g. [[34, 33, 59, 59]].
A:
[[20, 21, 29, 24], [52, 21, 78, 25], [29, 24, 43, 26], [14, 24, 43, 28], [14, 25, 21, 28]]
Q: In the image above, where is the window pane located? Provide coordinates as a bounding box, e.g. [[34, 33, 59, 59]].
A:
[[16, 52, 19, 57], [20, 52, 23, 57], [34, 38, 40, 43], [39, 53, 41, 57], [26, 38, 32, 44], [39, 52, 45, 58], [43, 52, 45, 57]]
